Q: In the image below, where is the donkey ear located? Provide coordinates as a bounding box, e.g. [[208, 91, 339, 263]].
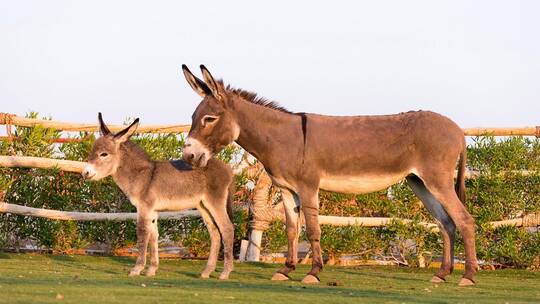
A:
[[114, 118, 139, 143], [98, 112, 111, 136], [200, 65, 226, 101], [182, 64, 211, 97]]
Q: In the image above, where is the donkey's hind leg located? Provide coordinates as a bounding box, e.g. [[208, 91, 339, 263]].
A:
[[198, 203, 222, 279], [419, 174, 478, 286], [272, 189, 301, 281], [146, 216, 159, 277], [201, 200, 234, 280], [406, 176, 456, 283]]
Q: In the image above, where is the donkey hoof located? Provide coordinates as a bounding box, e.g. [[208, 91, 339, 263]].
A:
[[430, 276, 445, 283], [301, 274, 320, 284], [458, 278, 475, 287], [218, 273, 230, 280], [200, 273, 211, 279], [271, 273, 289, 281], [129, 271, 141, 277], [146, 269, 157, 277]]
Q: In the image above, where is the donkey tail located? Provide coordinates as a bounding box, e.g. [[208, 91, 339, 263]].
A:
[[455, 147, 467, 203], [226, 179, 235, 221]]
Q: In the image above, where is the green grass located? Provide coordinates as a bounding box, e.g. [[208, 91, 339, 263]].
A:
[[0, 253, 539, 303]]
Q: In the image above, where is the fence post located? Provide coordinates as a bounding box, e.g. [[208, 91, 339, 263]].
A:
[[245, 168, 274, 261]]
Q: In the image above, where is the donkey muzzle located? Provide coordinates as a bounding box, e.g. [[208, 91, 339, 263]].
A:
[[183, 137, 210, 168], [82, 164, 97, 180], [183, 151, 207, 168]]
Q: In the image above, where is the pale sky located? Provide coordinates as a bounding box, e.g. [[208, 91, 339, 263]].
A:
[[1, 0, 539, 129]]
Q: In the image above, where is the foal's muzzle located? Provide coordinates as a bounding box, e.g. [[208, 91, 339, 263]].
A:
[[81, 164, 97, 180], [183, 137, 210, 168], [183, 151, 208, 168]]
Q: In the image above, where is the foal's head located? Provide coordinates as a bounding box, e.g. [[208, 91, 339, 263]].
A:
[[82, 113, 139, 180], [181, 65, 240, 167]]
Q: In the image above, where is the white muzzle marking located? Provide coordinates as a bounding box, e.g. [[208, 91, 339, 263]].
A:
[[185, 137, 211, 167], [82, 163, 97, 180]]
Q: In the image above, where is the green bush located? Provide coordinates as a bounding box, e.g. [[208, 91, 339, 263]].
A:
[[0, 114, 539, 268], [0, 113, 244, 256]]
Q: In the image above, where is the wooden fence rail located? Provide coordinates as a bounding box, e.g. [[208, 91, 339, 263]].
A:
[[1, 113, 539, 262], [1, 155, 532, 180], [0, 113, 190, 134], [2, 200, 534, 229], [0, 202, 198, 221], [1, 113, 539, 137]]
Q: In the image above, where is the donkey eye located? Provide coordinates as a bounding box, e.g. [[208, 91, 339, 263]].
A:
[[202, 116, 218, 126], [99, 152, 109, 158]]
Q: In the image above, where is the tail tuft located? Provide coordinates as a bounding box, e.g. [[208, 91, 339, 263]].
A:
[[455, 147, 467, 203], [226, 180, 235, 221]]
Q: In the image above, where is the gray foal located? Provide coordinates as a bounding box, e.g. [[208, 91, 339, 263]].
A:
[[82, 113, 235, 279]]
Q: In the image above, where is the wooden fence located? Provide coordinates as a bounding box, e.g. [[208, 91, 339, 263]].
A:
[[1, 113, 539, 262]]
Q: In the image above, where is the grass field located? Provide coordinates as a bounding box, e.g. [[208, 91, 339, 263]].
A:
[[0, 253, 538, 304]]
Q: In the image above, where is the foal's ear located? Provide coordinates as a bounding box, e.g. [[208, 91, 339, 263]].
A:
[[98, 112, 111, 136], [200, 65, 226, 101], [114, 118, 140, 143], [182, 64, 211, 97]]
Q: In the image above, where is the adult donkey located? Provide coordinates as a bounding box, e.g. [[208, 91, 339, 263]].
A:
[[180, 65, 478, 286]]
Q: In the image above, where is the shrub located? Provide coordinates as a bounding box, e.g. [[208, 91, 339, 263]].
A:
[[0, 114, 538, 268]]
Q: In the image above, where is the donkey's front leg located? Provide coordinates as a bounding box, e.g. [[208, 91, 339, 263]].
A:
[[129, 210, 153, 277], [146, 215, 159, 277], [299, 189, 323, 284], [272, 189, 301, 281], [198, 205, 222, 279]]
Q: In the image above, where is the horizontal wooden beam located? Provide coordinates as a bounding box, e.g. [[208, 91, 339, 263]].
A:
[[0, 201, 199, 221], [0, 156, 86, 173], [319, 215, 439, 230], [463, 127, 539, 137], [1, 114, 538, 137], [1, 201, 530, 229], [0, 114, 190, 134]]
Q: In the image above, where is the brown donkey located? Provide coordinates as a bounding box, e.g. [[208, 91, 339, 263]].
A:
[[82, 113, 235, 280], [180, 65, 478, 286]]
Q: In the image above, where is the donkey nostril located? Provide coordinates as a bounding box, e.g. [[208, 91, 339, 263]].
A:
[[187, 153, 194, 160]]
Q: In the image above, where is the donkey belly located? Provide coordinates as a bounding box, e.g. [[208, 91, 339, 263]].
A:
[[319, 172, 408, 194], [154, 198, 199, 211]]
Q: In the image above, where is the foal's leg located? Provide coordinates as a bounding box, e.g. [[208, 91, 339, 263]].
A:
[[202, 200, 234, 280], [421, 174, 478, 286], [299, 188, 323, 284], [272, 189, 301, 281], [197, 204, 222, 279], [130, 209, 153, 276], [407, 176, 456, 282], [146, 216, 159, 277]]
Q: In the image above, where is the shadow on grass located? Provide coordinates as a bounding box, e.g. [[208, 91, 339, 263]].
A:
[[0, 252, 11, 259], [48, 254, 77, 262], [340, 269, 428, 283], [104, 256, 135, 266]]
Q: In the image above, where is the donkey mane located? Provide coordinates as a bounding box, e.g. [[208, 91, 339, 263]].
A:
[[120, 141, 152, 161], [221, 80, 291, 114]]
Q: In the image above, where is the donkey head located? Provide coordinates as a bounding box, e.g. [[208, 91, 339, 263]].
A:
[[181, 65, 239, 167], [82, 113, 139, 180]]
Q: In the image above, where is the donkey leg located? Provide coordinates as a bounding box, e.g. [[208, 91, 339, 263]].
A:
[[422, 176, 478, 286], [130, 210, 153, 276], [146, 216, 159, 277], [197, 204, 222, 279], [406, 176, 456, 282], [202, 201, 234, 280], [299, 189, 323, 284], [272, 189, 301, 281]]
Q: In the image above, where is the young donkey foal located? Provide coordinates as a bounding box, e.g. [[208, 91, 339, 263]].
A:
[[82, 113, 235, 279]]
